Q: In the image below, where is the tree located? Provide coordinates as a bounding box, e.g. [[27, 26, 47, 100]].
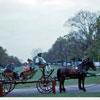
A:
[[42, 10, 100, 63], [0, 46, 9, 66], [0, 46, 22, 67], [65, 10, 98, 48], [64, 32, 86, 60], [85, 38, 100, 61], [43, 33, 87, 63], [44, 36, 67, 63], [86, 16, 100, 61], [94, 16, 100, 39]]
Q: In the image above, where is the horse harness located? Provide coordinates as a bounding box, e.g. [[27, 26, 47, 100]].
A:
[[61, 67, 88, 78]]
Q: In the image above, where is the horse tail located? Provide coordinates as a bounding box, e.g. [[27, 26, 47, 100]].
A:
[[57, 68, 61, 81]]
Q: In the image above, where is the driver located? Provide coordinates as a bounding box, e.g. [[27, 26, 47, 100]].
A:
[[4, 61, 19, 79], [34, 53, 53, 73]]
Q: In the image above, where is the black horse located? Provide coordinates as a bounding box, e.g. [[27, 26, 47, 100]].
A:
[[57, 59, 96, 93]]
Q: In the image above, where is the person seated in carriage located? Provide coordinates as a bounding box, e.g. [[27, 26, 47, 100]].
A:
[[27, 58, 34, 69], [4, 61, 19, 79], [34, 53, 53, 73], [20, 62, 30, 77], [27, 58, 38, 73]]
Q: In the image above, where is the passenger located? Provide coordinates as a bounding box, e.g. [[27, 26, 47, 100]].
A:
[[27, 58, 33, 69], [20, 62, 30, 77], [4, 62, 19, 79]]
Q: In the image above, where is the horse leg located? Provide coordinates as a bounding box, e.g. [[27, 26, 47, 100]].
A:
[[62, 78, 66, 92], [57, 69, 62, 93], [59, 76, 65, 93], [59, 78, 63, 93], [78, 78, 82, 90], [59, 81, 62, 93], [82, 77, 86, 92]]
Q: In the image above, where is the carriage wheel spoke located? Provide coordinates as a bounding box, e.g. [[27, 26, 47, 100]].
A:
[[36, 76, 53, 94]]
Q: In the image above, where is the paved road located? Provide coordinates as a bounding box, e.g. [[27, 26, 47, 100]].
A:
[[6, 84, 100, 97]]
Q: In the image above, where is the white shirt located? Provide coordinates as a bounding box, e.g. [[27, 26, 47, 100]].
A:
[[35, 57, 46, 64]]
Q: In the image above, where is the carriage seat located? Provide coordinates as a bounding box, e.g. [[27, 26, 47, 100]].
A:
[[4, 72, 15, 80], [23, 68, 33, 76], [22, 68, 37, 80], [38, 64, 45, 68]]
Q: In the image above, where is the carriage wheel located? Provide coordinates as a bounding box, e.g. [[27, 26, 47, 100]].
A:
[[36, 75, 53, 94], [0, 73, 12, 96]]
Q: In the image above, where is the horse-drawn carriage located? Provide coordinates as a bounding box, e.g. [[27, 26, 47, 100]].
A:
[[0, 60, 100, 97], [0, 64, 55, 96]]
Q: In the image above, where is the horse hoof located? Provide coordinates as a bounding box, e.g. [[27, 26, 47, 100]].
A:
[[60, 90, 62, 93], [83, 89, 86, 92], [63, 88, 66, 92], [79, 88, 83, 90]]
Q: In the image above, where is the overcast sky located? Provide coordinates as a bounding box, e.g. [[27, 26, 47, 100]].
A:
[[0, 0, 100, 62]]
